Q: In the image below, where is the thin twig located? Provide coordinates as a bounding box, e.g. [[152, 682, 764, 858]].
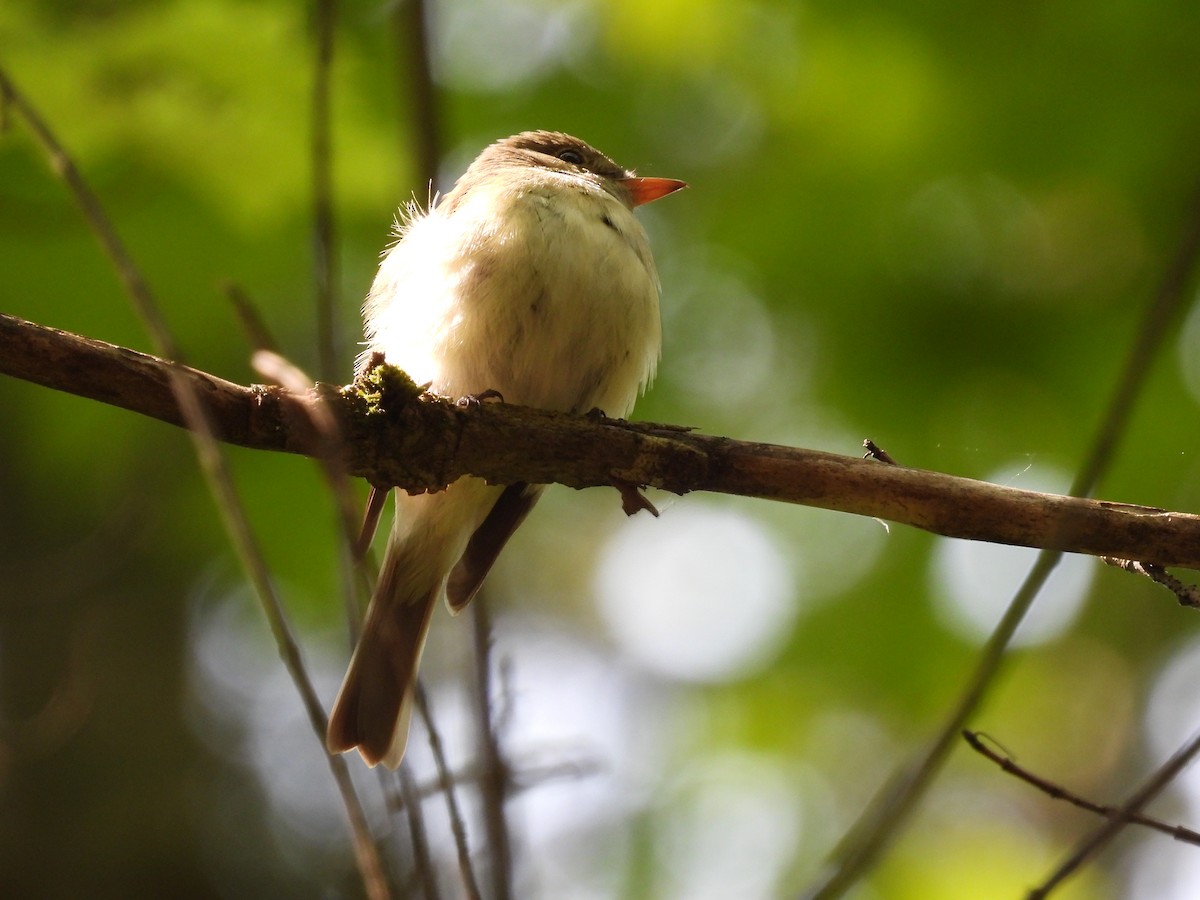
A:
[[398, 766, 442, 900], [223, 281, 281, 354], [386, 754, 605, 809], [806, 551, 1063, 900], [251, 349, 371, 639], [312, 0, 339, 381], [0, 69, 181, 362], [392, 0, 441, 191], [1030, 727, 1200, 897], [805, 179, 1200, 899], [175, 382, 389, 900], [0, 65, 389, 900], [380, 4, 449, 881], [1102, 557, 1200, 607], [253, 352, 354, 549], [963, 730, 1200, 845], [415, 685, 484, 900], [472, 599, 514, 900]]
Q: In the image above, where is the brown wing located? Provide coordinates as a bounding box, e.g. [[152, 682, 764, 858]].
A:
[[445, 482, 543, 612]]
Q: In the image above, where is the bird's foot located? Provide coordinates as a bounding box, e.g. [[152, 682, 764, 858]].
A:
[[457, 389, 505, 409]]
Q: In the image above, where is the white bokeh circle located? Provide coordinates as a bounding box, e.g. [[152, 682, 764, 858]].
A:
[[593, 502, 799, 683], [930, 465, 1094, 647]]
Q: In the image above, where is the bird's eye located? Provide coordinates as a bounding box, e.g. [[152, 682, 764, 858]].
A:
[[556, 148, 584, 166]]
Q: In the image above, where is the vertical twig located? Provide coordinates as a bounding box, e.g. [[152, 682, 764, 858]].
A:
[[312, 0, 339, 381], [806, 181, 1200, 899], [392, 0, 441, 192], [472, 599, 514, 900], [415, 685, 484, 900], [0, 66, 389, 900], [384, 0, 459, 887], [397, 766, 443, 900]]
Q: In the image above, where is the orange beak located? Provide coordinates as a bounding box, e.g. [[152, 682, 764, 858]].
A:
[[622, 176, 688, 207]]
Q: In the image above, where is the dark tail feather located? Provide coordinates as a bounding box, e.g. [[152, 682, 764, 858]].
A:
[[327, 553, 439, 768]]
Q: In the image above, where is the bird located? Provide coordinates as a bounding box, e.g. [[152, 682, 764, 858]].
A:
[[326, 130, 686, 768]]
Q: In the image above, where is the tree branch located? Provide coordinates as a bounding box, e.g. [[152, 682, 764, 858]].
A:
[[5, 310, 1200, 570]]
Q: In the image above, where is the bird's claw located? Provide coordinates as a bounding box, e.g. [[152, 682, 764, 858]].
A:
[[457, 389, 505, 409]]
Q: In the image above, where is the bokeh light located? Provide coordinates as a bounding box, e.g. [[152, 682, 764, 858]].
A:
[[5, 0, 1200, 895], [594, 501, 800, 683], [931, 466, 1095, 647]]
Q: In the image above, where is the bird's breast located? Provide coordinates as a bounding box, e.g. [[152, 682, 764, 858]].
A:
[[369, 179, 662, 416]]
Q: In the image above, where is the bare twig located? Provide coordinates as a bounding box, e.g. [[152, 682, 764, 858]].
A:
[[311, 0, 340, 381], [963, 730, 1200, 846], [0, 65, 389, 900], [175, 383, 389, 900], [391, 0, 441, 191], [472, 599, 514, 900], [1102, 557, 1200, 607], [397, 766, 442, 900], [1031, 727, 1200, 897], [223, 281, 281, 354], [806, 180, 1200, 899], [415, 685, 484, 900], [386, 753, 604, 808], [252, 349, 372, 638], [807, 551, 1064, 900], [0, 70, 180, 362]]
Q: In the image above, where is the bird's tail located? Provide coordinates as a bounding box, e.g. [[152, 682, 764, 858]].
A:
[[326, 535, 440, 769]]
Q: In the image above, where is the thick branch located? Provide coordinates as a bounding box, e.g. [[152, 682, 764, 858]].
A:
[[5, 311, 1200, 569]]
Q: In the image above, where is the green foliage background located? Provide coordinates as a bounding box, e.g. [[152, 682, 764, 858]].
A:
[[3, 0, 1200, 897]]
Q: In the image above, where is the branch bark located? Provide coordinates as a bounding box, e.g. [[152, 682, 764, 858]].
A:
[[5, 310, 1200, 570]]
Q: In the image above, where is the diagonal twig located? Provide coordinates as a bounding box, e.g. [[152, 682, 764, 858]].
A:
[[0, 64, 388, 900], [251, 349, 372, 640], [1102, 557, 1200, 607], [805, 178, 1200, 899], [963, 730, 1200, 845], [1031, 727, 1200, 897], [223, 281, 282, 355], [415, 685, 484, 900]]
